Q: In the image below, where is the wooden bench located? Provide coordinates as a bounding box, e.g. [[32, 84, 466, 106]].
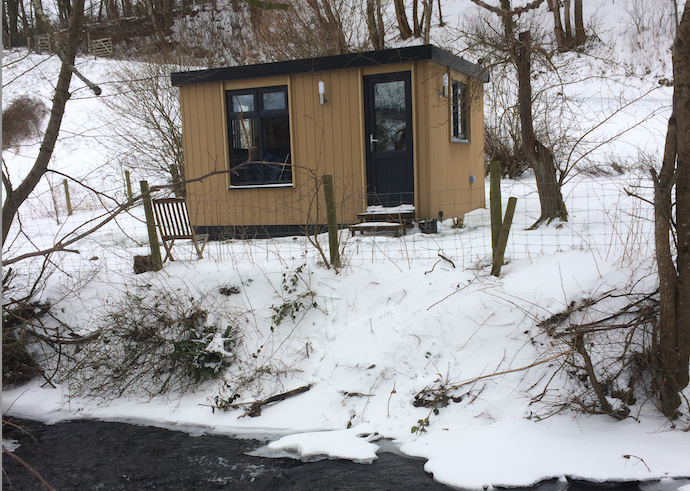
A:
[[152, 198, 208, 262]]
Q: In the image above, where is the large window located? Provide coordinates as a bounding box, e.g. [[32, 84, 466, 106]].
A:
[[226, 86, 292, 186], [451, 80, 469, 142]]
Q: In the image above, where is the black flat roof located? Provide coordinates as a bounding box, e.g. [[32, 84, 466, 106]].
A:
[[171, 44, 489, 87]]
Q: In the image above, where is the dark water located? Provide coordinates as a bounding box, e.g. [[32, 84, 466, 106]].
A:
[[1, 418, 685, 490]]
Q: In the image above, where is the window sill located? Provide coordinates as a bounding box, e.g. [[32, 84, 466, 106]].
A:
[[451, 138, 470, 144], [229, 183, 294, 190]]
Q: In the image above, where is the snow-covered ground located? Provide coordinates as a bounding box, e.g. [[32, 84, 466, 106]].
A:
[[3, 1, 690, 489]]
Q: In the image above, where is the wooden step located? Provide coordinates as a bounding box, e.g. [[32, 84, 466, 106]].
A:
[[349, 221, 405, 237]]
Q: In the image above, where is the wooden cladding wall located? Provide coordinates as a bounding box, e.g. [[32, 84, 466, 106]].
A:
[[415, 62, 485, 221]]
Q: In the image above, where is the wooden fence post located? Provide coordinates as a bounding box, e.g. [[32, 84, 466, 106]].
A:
[[140, 180, 163, 271], [322, 175, 340, 269], [63, 179, 73, 216], [491, 197, 517, 277], [490, 160, 502, 255], [125, 170, 133, 204]]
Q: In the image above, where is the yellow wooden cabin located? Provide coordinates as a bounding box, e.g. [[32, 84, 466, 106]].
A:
[[171, 45, 489, 238]]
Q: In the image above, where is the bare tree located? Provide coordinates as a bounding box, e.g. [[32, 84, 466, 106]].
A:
[[366, 0, 385, 50], [2, 0, 101, 246], [546, 0, 585, 50], [652, 0, 690, 419], [393, 0, 412, 40], [101, 59, 186, 195], [470, 0, 568, 227]]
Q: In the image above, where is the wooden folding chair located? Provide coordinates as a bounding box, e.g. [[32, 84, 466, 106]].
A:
[[152, 198, 208, 262]]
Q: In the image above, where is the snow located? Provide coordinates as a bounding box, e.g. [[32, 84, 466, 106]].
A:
[[3, 1, 690, 489]]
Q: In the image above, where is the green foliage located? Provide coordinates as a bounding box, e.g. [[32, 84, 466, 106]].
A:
[[270, 265, 317, 329], [172, 326, 236, 383], [411, 417, 430, 434]]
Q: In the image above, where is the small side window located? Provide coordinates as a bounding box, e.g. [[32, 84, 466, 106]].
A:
[[451, 80, 469, 142]]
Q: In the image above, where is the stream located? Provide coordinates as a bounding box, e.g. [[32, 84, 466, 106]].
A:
[[2, 418, 687, 490]]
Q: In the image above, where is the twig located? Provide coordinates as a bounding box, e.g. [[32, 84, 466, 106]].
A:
[[387, 383, 396, 417], [2, 447, 56, 491], [445, 351, 570, 392], [427, 280, 474, 311], [437, 252, 456, 268], [623, 454, 651, 471]]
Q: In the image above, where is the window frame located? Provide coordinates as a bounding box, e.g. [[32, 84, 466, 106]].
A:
[[226, 85, 293, 188], [450, 79, 469, 143]]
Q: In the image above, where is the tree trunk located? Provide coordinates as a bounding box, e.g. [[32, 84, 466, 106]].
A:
[[412, 0, 420, 38], [4, 0, 20, 45], [516, 30, 567, 227], [394, 0, 412, 40], [546, 0, 566, 49], [574, 0, 585, 46], [376, 0, 385, 48], [655, 1, 690, 419], [2, 0, 85, 247], [422, 0, 432, 44], [320, 0, 348, 54], [563, 0, 572, 42], [437, 0, 444, 27], [671, 0, 690, 409], [366, 0, 383, 50]]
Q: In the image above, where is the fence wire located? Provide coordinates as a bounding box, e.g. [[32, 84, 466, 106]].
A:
[[5, 174, 656, 276]]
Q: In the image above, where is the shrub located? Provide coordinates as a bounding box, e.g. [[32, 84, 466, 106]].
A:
[[63, 289, 238, 400], [2, 95, 48, 150]]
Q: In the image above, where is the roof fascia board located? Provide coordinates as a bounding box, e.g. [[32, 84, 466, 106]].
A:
[[172, 45, 488, 87]]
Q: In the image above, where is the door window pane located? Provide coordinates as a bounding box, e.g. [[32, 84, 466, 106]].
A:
[[373, 80, 407, 151]]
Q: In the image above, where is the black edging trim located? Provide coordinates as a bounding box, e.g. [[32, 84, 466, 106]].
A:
[[171, 45, 489, 87], [196, 224, 328, 240]]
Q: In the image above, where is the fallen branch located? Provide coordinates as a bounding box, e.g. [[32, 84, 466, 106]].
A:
[[445, 351, 570, 392], [229, 384, 313, 418]]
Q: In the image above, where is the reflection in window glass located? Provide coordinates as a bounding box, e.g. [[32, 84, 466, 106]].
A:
[[263, 91, 286, 111], [227, 87, 291, 186], [451, 80, 468, 141], [373, 80, 406, 152], [231, 119, 254, 151], [232, 94, 254, 113]]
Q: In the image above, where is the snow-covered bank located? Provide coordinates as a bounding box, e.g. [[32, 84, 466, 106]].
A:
[[3, 1, 690, 486]]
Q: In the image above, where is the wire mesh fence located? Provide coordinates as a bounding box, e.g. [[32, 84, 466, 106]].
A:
[[5, 173, 656, 276]]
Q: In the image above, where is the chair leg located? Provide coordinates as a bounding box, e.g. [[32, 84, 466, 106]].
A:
[[192, 238, 203, 259], [163, 239, 175, 262], [191, 234, 209, 260]]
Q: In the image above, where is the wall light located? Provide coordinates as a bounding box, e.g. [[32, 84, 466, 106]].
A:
[[439, 73, 449, 98], [319, 81, 328, 105]]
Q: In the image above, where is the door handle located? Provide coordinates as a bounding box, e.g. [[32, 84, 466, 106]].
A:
[[369, 134, 378, 151]]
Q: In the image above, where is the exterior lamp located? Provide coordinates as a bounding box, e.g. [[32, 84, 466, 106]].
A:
[[441, 73, 449, 98], [319, 81, 328, 105]]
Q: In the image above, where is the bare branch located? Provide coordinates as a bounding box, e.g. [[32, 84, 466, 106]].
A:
[[469, 0, 546, 17], [2, 447, 56, 491]]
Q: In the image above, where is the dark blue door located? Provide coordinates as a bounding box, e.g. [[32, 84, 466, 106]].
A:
[[364, 72, 414, 207]]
